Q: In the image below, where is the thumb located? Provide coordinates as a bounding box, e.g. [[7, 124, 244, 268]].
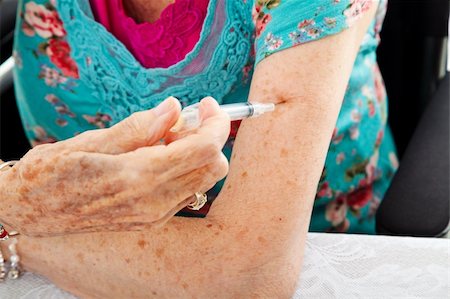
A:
[[71, 97, 182, 154]]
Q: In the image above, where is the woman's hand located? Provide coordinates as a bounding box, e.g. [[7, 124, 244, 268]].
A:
[[0, 97, 230, 237]]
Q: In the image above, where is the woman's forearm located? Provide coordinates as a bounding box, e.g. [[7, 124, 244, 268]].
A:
[[15, 216, 289, 298]]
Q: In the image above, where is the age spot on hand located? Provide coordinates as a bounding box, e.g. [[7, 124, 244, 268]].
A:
[[137, 239, 148, 249]]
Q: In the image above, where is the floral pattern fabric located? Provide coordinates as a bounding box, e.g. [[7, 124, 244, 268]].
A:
[[13, 0, 397, 234]]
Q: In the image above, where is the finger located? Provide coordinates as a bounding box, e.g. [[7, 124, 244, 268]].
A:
[[164, 97, 230, 145], [66, 96, 182, 154], [164, 155, 228, 203], [195, 97, 231, 149], [117, 96, 230, 183], [147, 196, 193, 228], [103, 197, 193, 229], [165, 97, 230, 157], [198, 96, 222, 120], [120, 138, 220, 187]]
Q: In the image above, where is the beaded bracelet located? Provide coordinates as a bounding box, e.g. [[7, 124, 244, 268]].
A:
[[0, 232, 21, 281]]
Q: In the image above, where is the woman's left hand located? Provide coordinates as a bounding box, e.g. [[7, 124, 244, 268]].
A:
[[0, 97, 230, 236]]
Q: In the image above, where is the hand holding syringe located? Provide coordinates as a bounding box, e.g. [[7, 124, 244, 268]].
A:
[[170, 102, 276, 132]]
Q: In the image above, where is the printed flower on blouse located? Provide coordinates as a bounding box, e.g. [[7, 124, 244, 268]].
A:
[[317, 181, 333, 198], [389, 152, 399, 170], [46, 39, 79, 78], [242, 63, 253, 83], [289, 19, 323, 45], [325, 197, 350, 232], [325, 181, 379, 232], [22, 2, 65, 38], [21, 1, 79, 79], [45, 94, 76, 127], [29, 126, 57, 147], [349, 124, 359, 140], [83, 113, 112, 129], [346, 184, 373, 209], [264, 33, 283, 51], [12, 51, 23, 69], [336, 152, 346, 165], [374, 65, 386, 103], [331, 127, 344, 145], [39, 65, 77, 92], [324, 17, 337, 29], [253, 0, 281, 38], [39, 65, 67, 86], [344, 0, 372, 27]]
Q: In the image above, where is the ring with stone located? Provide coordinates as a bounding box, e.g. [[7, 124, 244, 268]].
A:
[[187, 192, 207, 211]]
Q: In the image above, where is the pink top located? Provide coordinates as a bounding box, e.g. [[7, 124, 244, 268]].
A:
[[89, 0, 209, 68]]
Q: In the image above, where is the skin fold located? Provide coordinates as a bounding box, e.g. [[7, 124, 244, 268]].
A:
[[0, 3, 378, 298]]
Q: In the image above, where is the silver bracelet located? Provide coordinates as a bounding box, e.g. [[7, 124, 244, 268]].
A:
[[0, 232, 21, 282], [7, 234, 21, 279]]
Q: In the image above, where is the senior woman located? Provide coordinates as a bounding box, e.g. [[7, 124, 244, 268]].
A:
[[0, 0, 398, 297]]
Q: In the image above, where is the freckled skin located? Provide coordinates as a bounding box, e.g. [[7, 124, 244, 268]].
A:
[[76, 252, 85, 263], [0, 101, 229, 237], [137, 239, 148, 249], [0, 6, 378, 298], [258, 236, 268, 244], [155, 248, 164, 258]]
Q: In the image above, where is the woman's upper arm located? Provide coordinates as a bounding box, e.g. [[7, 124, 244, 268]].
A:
[[206, 1, 379, 293]]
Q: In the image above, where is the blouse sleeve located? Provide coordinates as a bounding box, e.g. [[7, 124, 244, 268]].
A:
[[253, 0, 375, 64]]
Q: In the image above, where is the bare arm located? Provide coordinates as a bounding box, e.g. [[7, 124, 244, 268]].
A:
[[4, 6, 377, 299]]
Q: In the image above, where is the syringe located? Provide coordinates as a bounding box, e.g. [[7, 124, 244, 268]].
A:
[[170, 102, 275, 132]]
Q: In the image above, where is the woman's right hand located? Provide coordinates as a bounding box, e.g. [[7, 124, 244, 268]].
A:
[[0, 97, 230, 237]]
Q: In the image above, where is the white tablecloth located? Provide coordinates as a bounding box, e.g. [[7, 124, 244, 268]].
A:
[[0, 233, 448, 298]]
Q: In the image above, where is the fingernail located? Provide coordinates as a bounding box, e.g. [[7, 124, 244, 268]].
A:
[[154, 96, 178, 117], [199, 96, 219, 121], [200, 96, 218, 107]]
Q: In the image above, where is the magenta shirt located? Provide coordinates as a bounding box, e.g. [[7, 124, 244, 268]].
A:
[[89, 0, 209, 68]]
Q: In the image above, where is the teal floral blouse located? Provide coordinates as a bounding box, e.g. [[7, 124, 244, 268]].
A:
[[13, 0, 398, 234]]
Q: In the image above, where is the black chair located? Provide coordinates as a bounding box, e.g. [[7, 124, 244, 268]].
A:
[[376, 73, 449, 237], [1, 0, 449, 236], [376, 0, 450, 236]]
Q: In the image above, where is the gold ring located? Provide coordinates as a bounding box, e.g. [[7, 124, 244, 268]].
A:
[[187, 192, 207, 211]]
